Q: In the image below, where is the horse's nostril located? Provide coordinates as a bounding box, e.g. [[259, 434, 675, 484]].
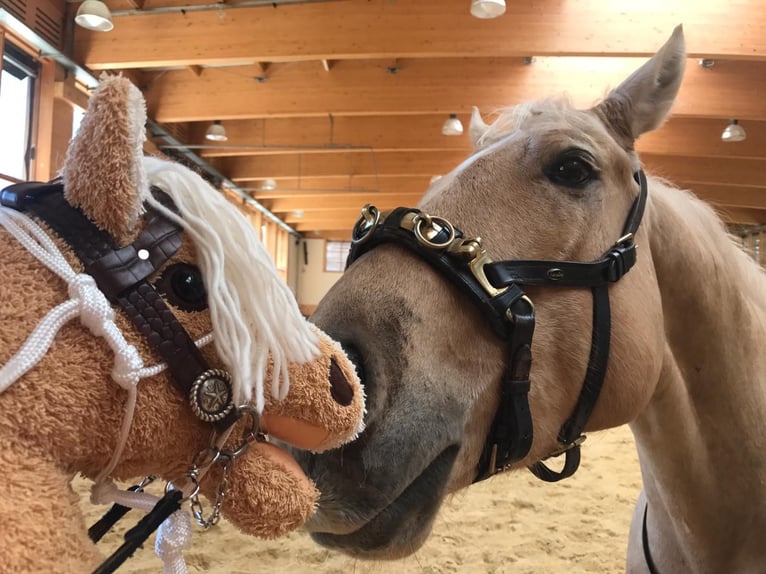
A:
[[329, 358, 354, 406]]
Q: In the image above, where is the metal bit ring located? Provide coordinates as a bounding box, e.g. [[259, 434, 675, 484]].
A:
[[413, 214, 456, 249]]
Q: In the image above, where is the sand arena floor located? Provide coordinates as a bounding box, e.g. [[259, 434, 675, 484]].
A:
[[78, 425, 642, 573]]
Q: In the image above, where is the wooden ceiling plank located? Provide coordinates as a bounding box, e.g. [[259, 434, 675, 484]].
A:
[[188, 116, 766, 160], [219, 151, 766, 193], [713, 207, 766, 225], [223, 151, 468, 181], [641, 155, 766, 189], [266, 193, 424, 212], [144, 58, 766, 122], [75, 0, 766, 69], [250, 175, 432, 197], [190, 115, 470, 157]]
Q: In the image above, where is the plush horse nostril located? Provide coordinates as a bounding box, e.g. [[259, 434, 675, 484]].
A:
[[329, 358, 354, 406]]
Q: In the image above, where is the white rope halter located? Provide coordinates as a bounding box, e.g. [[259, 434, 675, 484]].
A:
[[0, 205, 208, 572]]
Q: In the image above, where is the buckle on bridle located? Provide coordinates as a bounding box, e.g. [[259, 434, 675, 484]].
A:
[[546, 434, 587, 459]]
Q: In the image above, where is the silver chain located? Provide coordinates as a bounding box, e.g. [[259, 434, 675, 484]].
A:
[[187, 459, 231, 530]]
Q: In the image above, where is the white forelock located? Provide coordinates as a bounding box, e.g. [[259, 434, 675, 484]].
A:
[[143, 156, 319, 412]]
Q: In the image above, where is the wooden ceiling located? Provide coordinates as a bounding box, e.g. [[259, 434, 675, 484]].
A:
[[72, 0, 766, 240]]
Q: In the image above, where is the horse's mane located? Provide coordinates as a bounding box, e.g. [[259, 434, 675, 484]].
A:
[[476, 98, 576, 148], [647, 175, 766, 314], [144, 156, 318, 411]]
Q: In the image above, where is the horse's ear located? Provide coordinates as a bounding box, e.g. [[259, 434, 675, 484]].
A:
[[469, 106, 490, 149], [594, 25, 685, 144], [61, 74, 149, 244]]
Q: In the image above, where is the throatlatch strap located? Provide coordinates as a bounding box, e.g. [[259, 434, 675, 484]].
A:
[[559, 285, 611, 444], [528, 446, 582, 482]]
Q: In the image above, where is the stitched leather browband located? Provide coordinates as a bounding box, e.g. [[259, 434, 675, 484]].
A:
[[346, 170, 648, 483], [0, 181, 237, 429]]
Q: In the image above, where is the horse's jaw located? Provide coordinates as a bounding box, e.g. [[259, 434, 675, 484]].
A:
[[303, 444, 459, 559]]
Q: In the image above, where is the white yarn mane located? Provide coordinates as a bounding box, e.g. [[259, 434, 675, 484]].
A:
[[143, 156, 318, 412]]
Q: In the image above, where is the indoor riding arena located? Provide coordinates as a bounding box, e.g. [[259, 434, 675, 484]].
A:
[[1, 2, 764, 573]]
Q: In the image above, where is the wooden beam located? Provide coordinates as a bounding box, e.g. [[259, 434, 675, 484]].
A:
[[74, 0, 766, 70], [301, 231, 352, 242], [188, 115, 470, 157], [254, 62, 271, 76], [188, 115, 766, 160], [265, 193, 424, 213], [33, 58, 57, 181], [642, 155, 766, 188], [144, 57, 766, 122], [638, 117, 766, 160], [681, 183, 766, 210], [251, 176, 431, 198], [713, 207, 766, 225], [222, 151, 468, 181], [294, 218, 364, 232], [223, 151, 766, 190], [54, 77, 90, 110]]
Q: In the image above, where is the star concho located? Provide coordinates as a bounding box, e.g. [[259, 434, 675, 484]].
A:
[[189, 369, 234, 423]]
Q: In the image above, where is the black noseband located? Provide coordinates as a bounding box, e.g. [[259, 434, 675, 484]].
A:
[[345, 170, 648, 483]]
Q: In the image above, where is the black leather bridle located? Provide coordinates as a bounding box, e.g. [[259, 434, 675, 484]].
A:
[[346, 170, 648, 483]]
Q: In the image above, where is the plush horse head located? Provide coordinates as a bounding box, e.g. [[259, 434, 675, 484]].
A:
[[0, 75, 364, 572], [294, 25, 766, 572]]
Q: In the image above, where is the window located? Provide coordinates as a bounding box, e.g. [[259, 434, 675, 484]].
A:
[[0, 42, 39, 184], [325, 240, 351, 272]]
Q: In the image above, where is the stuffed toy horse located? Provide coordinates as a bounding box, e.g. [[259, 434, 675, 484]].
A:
[[0, 75, 364, 573]]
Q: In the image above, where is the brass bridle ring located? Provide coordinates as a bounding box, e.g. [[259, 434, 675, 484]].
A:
[[413, 214, 456, 249]]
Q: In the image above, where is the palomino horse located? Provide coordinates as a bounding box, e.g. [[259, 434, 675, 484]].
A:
[[295, 26, 766, 573]]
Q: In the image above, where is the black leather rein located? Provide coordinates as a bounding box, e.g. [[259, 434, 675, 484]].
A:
[[346, 170, 648, 483]]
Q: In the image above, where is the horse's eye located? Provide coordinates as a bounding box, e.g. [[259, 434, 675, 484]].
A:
[[545, 153, 597, 188], [156, 263, 208, 312]]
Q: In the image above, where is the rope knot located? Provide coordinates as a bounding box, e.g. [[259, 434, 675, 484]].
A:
[[68, 273, 115, 336]]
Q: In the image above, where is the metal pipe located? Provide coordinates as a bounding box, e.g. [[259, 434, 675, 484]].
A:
[[110, 0, 339, 17], [147, 121, 299, 235], [0, 7, 298, 236]]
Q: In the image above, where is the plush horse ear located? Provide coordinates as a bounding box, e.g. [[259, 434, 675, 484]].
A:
[[61, 74, 149, 244], [594, 25, 685, 145], [469, 106, 490, 149]]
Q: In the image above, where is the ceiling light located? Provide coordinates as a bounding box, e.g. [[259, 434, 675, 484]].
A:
[[261, 178, 277, 191], [442, 114, 464, 136], [292, 210, 304, 219], [721, 119, 746, 142], [430, 175, 442, 184], [470, 0, 506, 19], [75, 0, 114, 32], [205, 120, 228, 142]]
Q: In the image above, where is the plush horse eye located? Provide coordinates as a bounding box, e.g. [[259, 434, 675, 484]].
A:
[[156, 263, 208, 312], [545, 154, 597, 188]]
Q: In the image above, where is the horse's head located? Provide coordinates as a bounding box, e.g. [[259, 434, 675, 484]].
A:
[[0, 76, 365, 567], [298, 27, 685, 557]]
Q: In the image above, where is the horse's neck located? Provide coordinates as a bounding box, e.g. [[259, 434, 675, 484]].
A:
[[630, 184, 766, 573]]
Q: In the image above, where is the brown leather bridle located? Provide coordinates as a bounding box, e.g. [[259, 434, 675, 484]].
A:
[[346, 170, 648, 483], [1, 180, 239, 428]]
